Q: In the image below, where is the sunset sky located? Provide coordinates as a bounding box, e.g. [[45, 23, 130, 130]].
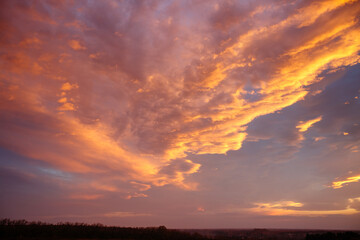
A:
[[1, 0, 360, 230]]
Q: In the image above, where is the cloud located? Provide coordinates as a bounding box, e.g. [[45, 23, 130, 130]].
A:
[[157, 159, 201, 190], [103, 211, 151, 218], [130, 181, 151, 192], [68, 40, 86, 50], [60, 82, 78, 91], [348, 197, 360, 211], [296, 116, 323, 132], [125, 193, 148, 200], [57, 102, 76, 111], [249, 200, 359, 216], [197, 206, 205, 212], [68, 194, 103, 200], [0, 0, 360, 199], [332, 174, 360, 189]]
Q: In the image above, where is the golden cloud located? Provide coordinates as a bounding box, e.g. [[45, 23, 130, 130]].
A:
[[1, 0, 360, 193], [296, 116, 323, 132], [249, 200, 359, 216], [332, 174, 360, 189]]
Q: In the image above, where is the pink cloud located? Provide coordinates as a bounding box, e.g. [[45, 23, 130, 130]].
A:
[[0, 2, 359, 226]]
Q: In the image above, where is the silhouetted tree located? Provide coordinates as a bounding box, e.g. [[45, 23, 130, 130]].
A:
[[0, 219, 211, 240]]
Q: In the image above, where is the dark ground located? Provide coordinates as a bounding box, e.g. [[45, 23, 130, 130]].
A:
[[1, 219, 359, 240]]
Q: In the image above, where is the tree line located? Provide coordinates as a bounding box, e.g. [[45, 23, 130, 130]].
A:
[[1, 219, 359, 240], [0, 219, 207, 240]]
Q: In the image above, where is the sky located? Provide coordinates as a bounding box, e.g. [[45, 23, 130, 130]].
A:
[[0, 0, 360, 230]]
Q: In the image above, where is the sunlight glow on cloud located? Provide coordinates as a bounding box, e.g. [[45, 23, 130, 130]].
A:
[[0, 0, 360, 198], [332, 174, 360, 189], [296, 116, 323, 132], [68, 40, 86, 51], [125, 193, 148, 200], [250, 200, 359, 216], [197, 207, 205, 212], [68, 194, 103, 200]]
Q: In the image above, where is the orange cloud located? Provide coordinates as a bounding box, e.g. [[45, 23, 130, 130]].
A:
[[197, 207, 205, 212], [249, 200, 359, 216], [69, 194, 103, 200], [296, 116, 323, 132], [58, 97, 67, 103], [1, 0, 359, 194], [91, 182, 119, 192], [19, 37, 42, 47], [332, 174, 360, 189], [60, 82, 78, 91], [158, 0, 360, 160], [57, 102, 76, 111], [125, 193, 148, 200], [68, 40, 86, 50]]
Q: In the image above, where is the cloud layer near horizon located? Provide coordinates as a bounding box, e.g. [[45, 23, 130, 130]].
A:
[[1, 0, 360, 229]]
